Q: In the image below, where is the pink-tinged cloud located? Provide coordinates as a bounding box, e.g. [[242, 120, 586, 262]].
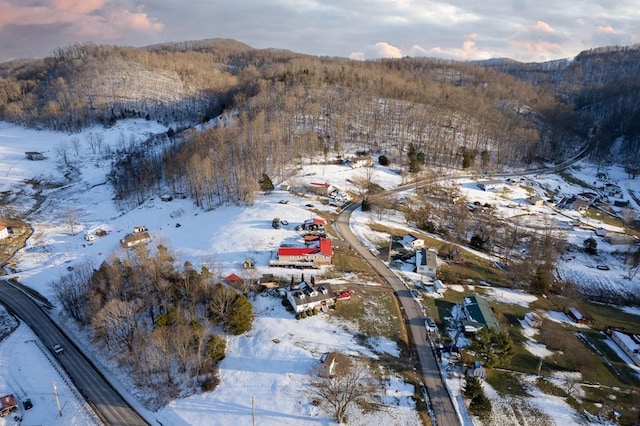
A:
[[534, 21, 556, 34], [511, 40, 564, 58], [51, 0, 107, 14], [597, 25, 615, 34], [352, 39, 491, 61], [0, 1, 163, 38]]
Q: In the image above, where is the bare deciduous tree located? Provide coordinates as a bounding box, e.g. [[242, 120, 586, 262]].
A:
[[307, 354, 379, 424]]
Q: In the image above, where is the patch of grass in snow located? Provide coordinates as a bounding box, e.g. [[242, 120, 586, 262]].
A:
[[582, 385, 640, 424], [332, 248, 379, 278], [535, 377, 567, 397], [580, 331, 640, 387], [485, 370, 530, 397], [333, 286, 404, 343], [0, 217, 31, 269]]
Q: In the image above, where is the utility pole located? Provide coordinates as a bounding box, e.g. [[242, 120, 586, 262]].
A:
[[252, 396, 256, 426], [387, 236, 392, 263], [53, 380, 62, 417]]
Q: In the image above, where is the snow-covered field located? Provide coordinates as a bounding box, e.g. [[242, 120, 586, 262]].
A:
[[1, 119, 639, 425]]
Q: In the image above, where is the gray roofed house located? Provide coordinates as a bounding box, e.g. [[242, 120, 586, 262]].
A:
[[287, 281, 335, 313], [416, 247, 438, 278]]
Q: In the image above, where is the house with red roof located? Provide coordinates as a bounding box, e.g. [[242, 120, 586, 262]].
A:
[[271, 238, 333, 268], [307, 182, 336, 196]]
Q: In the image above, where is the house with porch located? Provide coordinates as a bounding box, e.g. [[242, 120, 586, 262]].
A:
[[287, 281, 335, 313]]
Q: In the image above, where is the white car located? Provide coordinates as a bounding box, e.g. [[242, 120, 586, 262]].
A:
[[84, 233, 95, 242], [52, 343, 64, 354]]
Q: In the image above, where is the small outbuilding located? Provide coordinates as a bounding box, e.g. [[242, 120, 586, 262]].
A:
[[566, 306, 594, 326], [0, 394, 18, 417], [0, 225, 9, 240], [25, 151, 44, 160]]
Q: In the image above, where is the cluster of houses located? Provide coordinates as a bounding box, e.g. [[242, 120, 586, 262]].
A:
[[271, 218, 333, 269], [401, 233, 440, 281]]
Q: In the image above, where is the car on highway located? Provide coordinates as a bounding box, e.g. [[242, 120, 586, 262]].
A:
[[52, 344, 64, 354]]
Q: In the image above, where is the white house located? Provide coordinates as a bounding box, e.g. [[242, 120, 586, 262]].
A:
[[287, 282, 335, 313], [401, 233, 424, 250], [416, 247, 438, 278], [0, 225, 8, 240], [477, 180, 504, 191]]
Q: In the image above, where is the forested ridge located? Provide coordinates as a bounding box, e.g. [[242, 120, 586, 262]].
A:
[[5, 38, 640, 207], [477, 45, 640, 167]]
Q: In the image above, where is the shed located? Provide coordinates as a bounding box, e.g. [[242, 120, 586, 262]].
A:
[[526, 196, 544, 206], [567, 306, 594, 325], [0, 225, 9, 240], [0, 394, 17, 417]]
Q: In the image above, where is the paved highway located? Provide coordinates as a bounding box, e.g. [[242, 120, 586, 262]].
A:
[[0, 279, 149, 426], [335, 204, 459, 426]]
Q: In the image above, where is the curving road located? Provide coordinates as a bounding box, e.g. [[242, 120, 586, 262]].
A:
[[0, 279, 149, 426], [335, 203, 459, 426]]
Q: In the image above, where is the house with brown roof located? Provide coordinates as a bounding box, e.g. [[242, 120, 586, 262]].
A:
[[120, 231, 151, 248], [0, 394, 17, 417]]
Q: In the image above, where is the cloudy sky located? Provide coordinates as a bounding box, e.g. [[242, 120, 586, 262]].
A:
[[1, 0, 639, 64]]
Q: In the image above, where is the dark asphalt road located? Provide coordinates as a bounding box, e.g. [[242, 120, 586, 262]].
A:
[[0, 279, 149, 426]]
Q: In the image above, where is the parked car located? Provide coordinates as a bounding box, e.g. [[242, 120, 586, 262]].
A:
[[23, 399, 33, 411], [596, 265, 610, 271]]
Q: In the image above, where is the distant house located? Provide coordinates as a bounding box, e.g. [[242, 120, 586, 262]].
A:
[[610, 330, 640, 367], [0, 394, 18, 417], [225, 273, 248, 292], [605, 234, 637, 245], [25, 151, 44, 160], [120, 231, 151, 248], [401, 233, 424, 250], [461, 295, 500, 334], [558, 196, 590, 212], [477, 180, 504, 192], [345, 155, 373, 168], [133, 225, 148, 234], [287, 281, 335, 313], [526, 196, 544, 206], [566, 306, 594, 326], [307, 182, 336, 196], [595, 227, 608, 237], [271, 238, 333, 268], [242, 258, 255, 269], [302, 217, 326, 231], [0, 225, 9, 240], [259, 274, 279, 289], [416, 247, 438, 278]]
